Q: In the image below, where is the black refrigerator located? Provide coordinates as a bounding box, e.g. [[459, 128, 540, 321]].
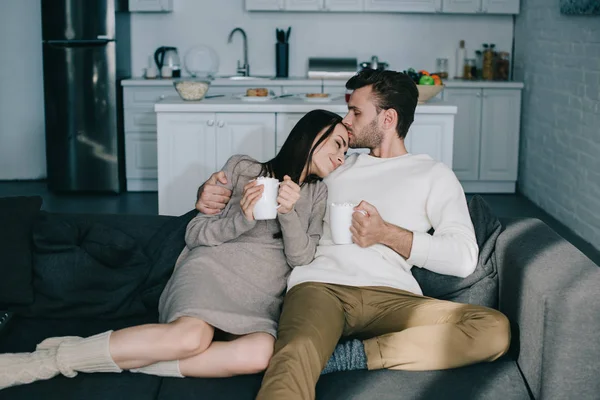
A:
[[41, 0, 131, 193]]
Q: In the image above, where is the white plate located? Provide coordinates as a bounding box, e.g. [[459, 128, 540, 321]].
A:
[[238, 95, 275, 102]]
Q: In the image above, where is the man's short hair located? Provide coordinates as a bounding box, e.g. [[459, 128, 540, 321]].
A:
[[346, 70, 418, 140]]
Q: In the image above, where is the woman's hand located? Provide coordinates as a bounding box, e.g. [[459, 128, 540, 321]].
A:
[[240, 180, 264, 221], [277, 175, 301, 214]]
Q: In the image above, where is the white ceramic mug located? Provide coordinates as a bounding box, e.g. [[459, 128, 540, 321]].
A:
[[253, 177, 280, 220], [330, 202, 367, 244]]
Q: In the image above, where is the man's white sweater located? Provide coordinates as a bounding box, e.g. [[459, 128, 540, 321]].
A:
[[287, 153, 478, 295]]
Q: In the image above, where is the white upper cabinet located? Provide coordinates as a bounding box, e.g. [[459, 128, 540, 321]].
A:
[[481, 0, 519, 14], [285, 0, 324, 10], [324, 0, 364, 11], [364, 0, 442, 12], [247, 0, 518, 12], [129, 0, 172, 12], [443, 0, 480, 13], [245, 0, 285, 11]]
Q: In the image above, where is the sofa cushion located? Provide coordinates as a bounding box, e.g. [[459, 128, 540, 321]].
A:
[[19, 212, 152, 319], [0, 313, 161, 400], [0, 196, 43, 308], [140, 210, 197, 311], [315, 360, 530, 400], [155, 360, 529, 400], [412, 195, 502, 308]]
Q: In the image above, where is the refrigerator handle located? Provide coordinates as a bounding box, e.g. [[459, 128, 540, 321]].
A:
[[46, 40, 112, 48]]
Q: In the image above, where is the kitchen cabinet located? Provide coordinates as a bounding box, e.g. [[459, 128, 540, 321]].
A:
[[157, 113, 276, 215], [479, 89, 521, 181], [129, 0, 172, 12], [285, 0, 324, 10], [157, 105, 455, 215], [245, 0, 284, 10], [481, 0, 519, 14], [324, 0, 365, 11], [442, 0, 518, 13], [364, 0, 442, 12], [444, 88, 521, 192], [444, 88, 481, 180], [442, 0, 480, 13]]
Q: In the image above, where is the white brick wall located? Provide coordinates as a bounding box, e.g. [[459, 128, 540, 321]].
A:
[[514, 0, 600, 249]]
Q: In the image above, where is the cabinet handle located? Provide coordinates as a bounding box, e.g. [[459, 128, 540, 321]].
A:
[[159, 95, 165, 100], [207, 120, 215, 126], [476, 92, 481, 97], [217, 120, 225, 128]]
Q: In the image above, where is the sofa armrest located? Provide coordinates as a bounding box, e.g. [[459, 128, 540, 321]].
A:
[[495, 218, 600, 400]]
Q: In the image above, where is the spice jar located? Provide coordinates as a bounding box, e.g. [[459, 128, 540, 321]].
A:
[[463, 59, 476, 80], [435, 58, 449, 79], [482, 43, 495, 81], [496, 52, 510, 81]]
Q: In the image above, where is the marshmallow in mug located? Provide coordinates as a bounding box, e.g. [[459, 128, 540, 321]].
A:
[[329, 202, 367, 245], [253, 177, 280, 220]]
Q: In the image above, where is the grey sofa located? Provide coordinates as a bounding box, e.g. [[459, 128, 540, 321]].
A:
[[0, 196, 599, 400]]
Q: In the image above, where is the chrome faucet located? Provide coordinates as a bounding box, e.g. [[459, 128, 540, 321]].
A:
[[227, 27, 250, 77]]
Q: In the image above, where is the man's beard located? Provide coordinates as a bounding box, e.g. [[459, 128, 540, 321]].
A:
[[350, 117, 383, 149]]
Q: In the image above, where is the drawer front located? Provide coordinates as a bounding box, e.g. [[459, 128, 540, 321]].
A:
[[125, 109, 158, 132], [124, 87, 177, 108], [125, 133, 158, 179]]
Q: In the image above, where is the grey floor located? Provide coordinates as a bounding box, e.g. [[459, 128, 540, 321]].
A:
[[1, 180, 599, 266]]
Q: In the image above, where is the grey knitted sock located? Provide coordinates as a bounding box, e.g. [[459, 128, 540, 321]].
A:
[[131, 360, 184, 378], [321, 339, 367, 375]]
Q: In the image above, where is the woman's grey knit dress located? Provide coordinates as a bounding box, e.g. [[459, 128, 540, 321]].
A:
[[158, 155, 328, 338]]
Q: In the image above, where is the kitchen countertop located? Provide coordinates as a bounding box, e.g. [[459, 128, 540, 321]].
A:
[[123, 77, 524, 89], [154, 96, 458, 114], [122, 77, 320, 87]]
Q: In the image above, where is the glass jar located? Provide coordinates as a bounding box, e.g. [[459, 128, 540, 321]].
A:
[[463, 59, 476, 80], [435, 58, 449, 79], [482, 44, 495, 81], [496, 52, 510, 81]]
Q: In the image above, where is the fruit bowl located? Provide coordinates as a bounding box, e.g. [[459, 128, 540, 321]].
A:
[[417, 84, 444, 104], [173, 79, 211, 101]]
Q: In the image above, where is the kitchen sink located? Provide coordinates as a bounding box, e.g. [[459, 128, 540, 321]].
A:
[[217, 75, 275, 80]]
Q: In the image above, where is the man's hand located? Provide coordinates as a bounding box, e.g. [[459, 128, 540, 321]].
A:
[[350, 201, 386, 248], [195, 171, 232, 215], [277, 175, 301, 214], [351, 200, 414, 258]]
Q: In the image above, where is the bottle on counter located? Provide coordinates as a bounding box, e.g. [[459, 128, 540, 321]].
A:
[[464, 59, 476, 80], [455, 40, 466, 79], [475, 50, 483, 80]]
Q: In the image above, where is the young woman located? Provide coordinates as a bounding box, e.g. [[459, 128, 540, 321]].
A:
[[0, 109, 349, 389]]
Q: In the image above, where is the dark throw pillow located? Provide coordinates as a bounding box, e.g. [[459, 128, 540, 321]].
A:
[[412, 195, 503, 308], [0, 196, 43, 308], [21, 213, 151, 319]]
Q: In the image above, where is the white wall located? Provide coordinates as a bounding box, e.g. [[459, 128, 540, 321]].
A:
[[0, 0, 46, 179], [130, 1, 514, 78], [514, 0, 600, 249]]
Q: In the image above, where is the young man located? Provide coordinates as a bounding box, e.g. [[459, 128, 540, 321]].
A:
[[197, 70, 510, 400]]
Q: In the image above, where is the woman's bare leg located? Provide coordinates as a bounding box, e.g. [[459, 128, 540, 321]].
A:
[[178, 332, 274, 378], [109, 316, 214, 370]]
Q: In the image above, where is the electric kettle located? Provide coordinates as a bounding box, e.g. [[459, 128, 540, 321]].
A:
[[154, 46, 181, 77]]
